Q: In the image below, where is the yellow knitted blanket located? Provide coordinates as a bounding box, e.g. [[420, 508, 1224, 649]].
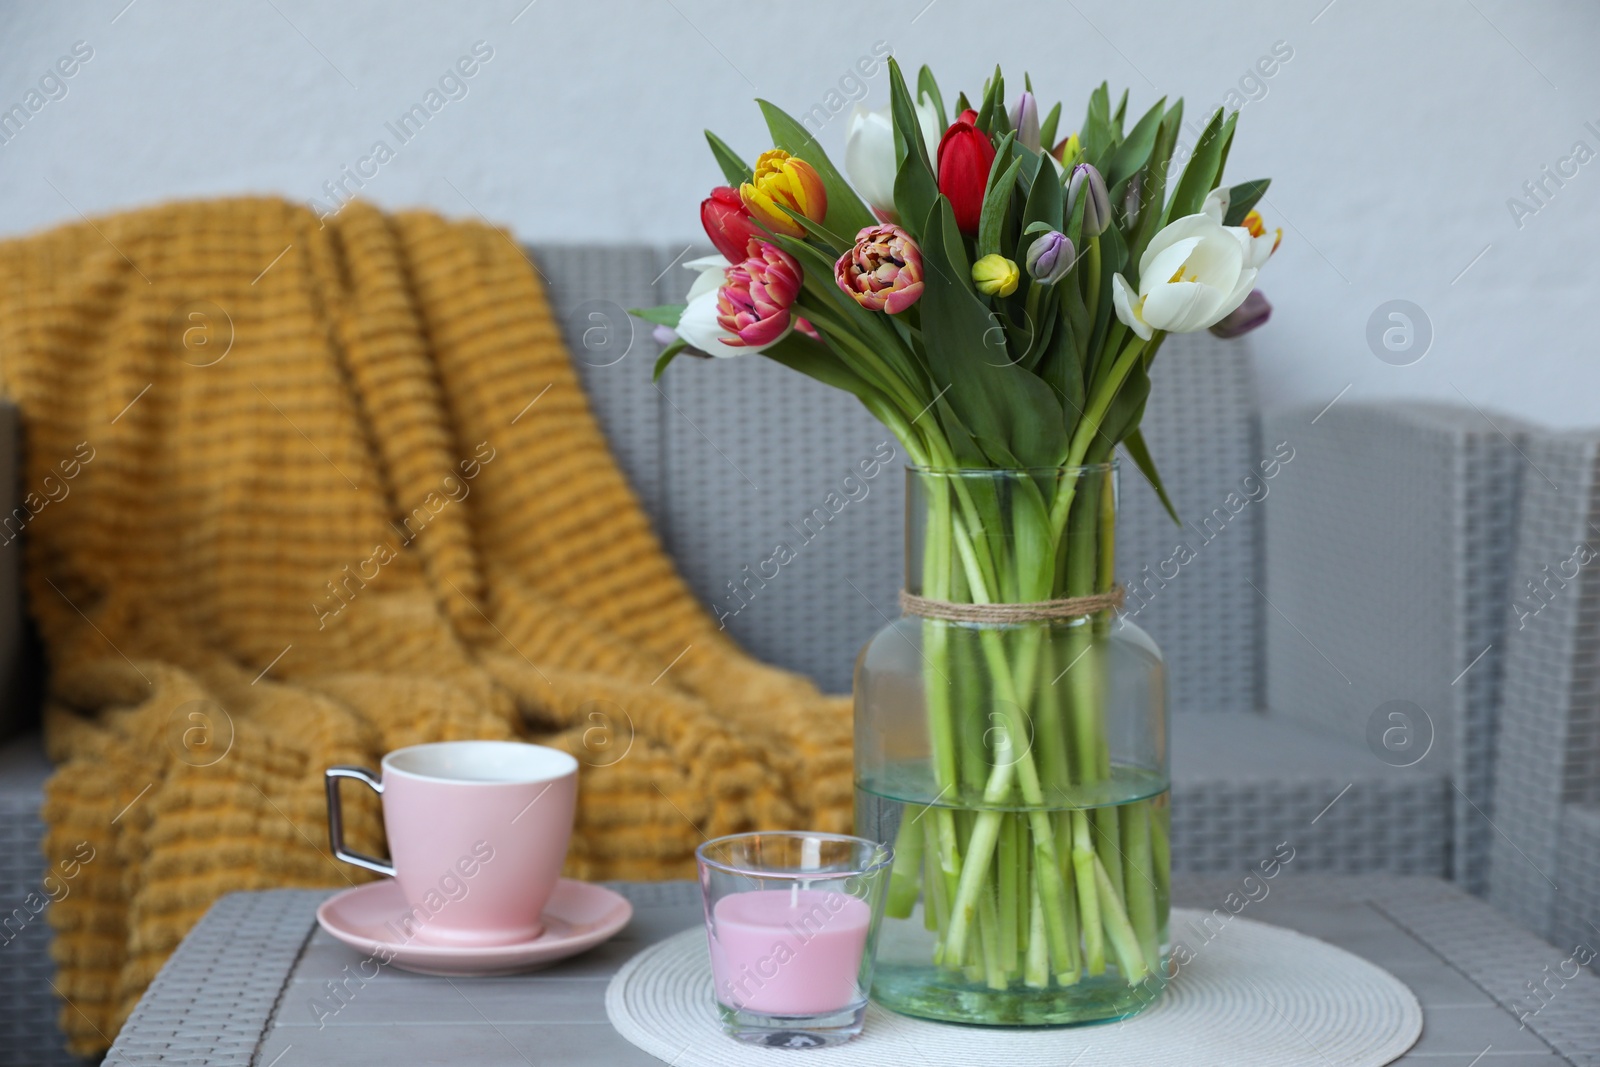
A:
[[0, 198, 852, 1054]]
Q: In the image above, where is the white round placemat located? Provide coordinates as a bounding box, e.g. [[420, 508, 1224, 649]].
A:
[[606, 908, 1422, 1067]]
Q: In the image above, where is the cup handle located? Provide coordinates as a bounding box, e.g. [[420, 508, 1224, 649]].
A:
[[325, 766, 396, 877]]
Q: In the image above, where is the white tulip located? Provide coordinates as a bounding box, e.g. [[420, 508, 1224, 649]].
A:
[[1111, 204, 1259, 340], [1203, 185, 1276, 267], [674, 256, 739, 357], [844, 100, 941, 217], [1202, 187, 1230, 220]]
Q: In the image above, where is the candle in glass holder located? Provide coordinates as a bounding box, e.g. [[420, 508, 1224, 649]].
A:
[[709, 886, 873, 1016]]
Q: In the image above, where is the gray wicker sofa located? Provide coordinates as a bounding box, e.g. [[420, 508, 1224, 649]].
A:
[[0, 244, 1577, 1062]]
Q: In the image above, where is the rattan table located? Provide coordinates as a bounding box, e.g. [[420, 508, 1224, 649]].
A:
[[101, 876, 1600, 1066]]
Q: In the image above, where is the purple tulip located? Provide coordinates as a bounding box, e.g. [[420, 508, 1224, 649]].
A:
[[1068, 163, 1111, 237], [652, 324, 679, 347], [1010, 91, 1040, 152], [1209, 289, 1273, 339], [1024, 230, 1074, 285]]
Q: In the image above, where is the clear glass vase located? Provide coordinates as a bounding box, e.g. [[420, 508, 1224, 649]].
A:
[[854, 464, 1169, 1026]]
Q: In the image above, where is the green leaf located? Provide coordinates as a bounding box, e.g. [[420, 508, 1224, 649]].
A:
[[1216, 115, 1240, 184], [1112, 88, 1129, 131], [889, 58, 940, 241], [1081, 83, 1113, 164], [1039, 297, 1086, 435], [1019, 149, 1063, 252], [1125, 100, 1183, 283], [1088, 362, 1150, 461], [705, 130, 752, 186], [1122, 426, 1180, 524], [920, 198, 1068, 469], [630, 304, 686, 327], [777, 235, 929, 404], [1107, 97, 1166, 189], [917, 64, 948, 131], [1222, 178, 1271, 225], [1085, 223, 1129, 365], [955, 91, 972, 115], [1163, 107, 1236, 226], [1038, 101, 1062, 154], [1062, 180, 1092, 376], [889, 58, 935, 174], [933, 395, 987, 468], [757, 99, 877, 240], [761, 332, 885, 405], [976, 134, 1021, 259], [975, 66, 1005, 135], [653, 338, 688, 381]]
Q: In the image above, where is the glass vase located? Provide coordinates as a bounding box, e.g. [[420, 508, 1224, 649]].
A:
[[854, 464, 1169, 1026]]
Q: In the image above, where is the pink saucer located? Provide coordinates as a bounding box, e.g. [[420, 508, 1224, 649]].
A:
[[316, 877, 633, 977]]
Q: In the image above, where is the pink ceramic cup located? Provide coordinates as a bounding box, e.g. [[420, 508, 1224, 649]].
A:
[[325, 740, 578, 947]]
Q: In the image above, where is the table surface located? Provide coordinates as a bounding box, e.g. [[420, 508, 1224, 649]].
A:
[[103, 876, 1600, 1067]]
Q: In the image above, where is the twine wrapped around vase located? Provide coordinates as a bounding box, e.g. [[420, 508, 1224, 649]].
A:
[[898, 585, 1126, 625]]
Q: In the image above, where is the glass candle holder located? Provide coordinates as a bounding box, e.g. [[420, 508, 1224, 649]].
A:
[[696, 831, 893, 1048]]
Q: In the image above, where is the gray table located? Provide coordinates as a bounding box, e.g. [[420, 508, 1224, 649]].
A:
[[101, 877, 1600, 1066]]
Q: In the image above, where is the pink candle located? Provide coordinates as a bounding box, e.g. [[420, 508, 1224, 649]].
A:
[[708, 888, 872, 1016]]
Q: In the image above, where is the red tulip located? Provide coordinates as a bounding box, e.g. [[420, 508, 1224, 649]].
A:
[[936, 110, 996, 235], [701, 186, 764, 264]]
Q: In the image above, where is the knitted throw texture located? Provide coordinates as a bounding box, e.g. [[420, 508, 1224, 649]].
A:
[[0, 199, 852, 1054]]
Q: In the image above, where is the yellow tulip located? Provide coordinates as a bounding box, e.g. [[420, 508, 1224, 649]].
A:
[[971, 254, 1019, 297], [740, 150, 828, 238]]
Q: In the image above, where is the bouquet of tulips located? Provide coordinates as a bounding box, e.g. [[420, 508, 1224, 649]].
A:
[[635, 59, 1277, 1005]]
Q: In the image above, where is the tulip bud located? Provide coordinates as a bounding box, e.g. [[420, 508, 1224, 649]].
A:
[[1123, 172, 1143, 228], [740, 150, 829, 239], [1009, 91, 1040, 152], [701, 186, 763, 264], [1209, 289, 1272, 339], [1024, 231, 1073, 285], [971, 254, 1019, 297], [937, 114, 996, 235], [1068, 163, 1110, 237], [1052, 132, 1082, 168]]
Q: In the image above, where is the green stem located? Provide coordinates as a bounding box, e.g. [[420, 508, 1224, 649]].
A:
[[1084, 236, 1102, 336], [886, 811, 926, 920], [922, 814, 951, 939], [1072, 810, 1105, 974], [1122, 799, 1161, 973], [1047, 331, 1155, 542], [1025, 867, 1050, 988], [1094, 855, 1150, 983], [998, 814, 1021, 975], [979, 886, 1006, 989]]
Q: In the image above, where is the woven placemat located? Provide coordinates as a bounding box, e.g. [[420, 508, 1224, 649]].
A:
[[606, 908, 1423, 1066]]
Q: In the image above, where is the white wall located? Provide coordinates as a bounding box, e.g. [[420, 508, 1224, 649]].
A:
[[1, 0, 1596, 426]]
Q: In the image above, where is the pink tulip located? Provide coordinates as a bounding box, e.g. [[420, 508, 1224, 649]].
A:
[[835, 224, 924, 314], [716, 242, 801, 348]]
